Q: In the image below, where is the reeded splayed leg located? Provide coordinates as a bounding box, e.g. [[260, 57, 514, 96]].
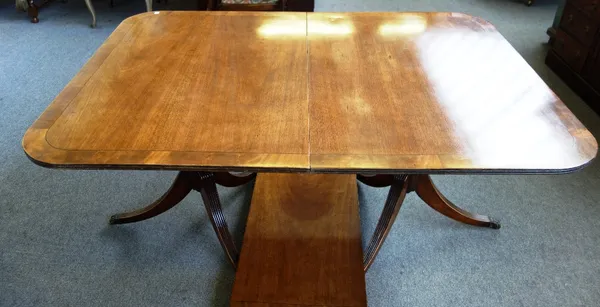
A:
[[413, 175, 500, 229], [109, 171, 255, 268], [358, 174, 500, 271], [196, 172, 240, 268], [361, 175, 410, 272]]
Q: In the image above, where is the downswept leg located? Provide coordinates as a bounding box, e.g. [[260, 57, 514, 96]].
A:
[[358, 174, 500, 271], [109, 171, 255, 268]]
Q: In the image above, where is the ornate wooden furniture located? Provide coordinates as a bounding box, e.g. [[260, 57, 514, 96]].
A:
[[207, 0, 313, 11], [211, 0, 282, 10], [23, 11, 596, 305], [20, 0, 55, 24], [546, 0, 600, 112], [19, 0, 152, 27]]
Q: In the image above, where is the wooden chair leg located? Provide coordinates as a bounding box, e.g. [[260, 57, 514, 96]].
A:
[[413, 175, 500, 229], [27, 0, 39, 23], [84, 0, 96, 28]]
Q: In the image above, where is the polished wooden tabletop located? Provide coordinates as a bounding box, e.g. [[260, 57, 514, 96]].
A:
[[23, 12, 310, 172], [23, 11, 597, 173], [307, 12, 596, 172]]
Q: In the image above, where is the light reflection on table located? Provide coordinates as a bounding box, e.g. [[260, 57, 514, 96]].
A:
[[257, 17, 354, 38], [414, 25, 580, 169]]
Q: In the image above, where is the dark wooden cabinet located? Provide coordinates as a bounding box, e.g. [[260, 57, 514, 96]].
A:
[[588, 51, 600, 88], [285, 0, 314, 11], [561, 3, 598, 46], [206, 0, 313, 11], [546, 0, 600, 112]]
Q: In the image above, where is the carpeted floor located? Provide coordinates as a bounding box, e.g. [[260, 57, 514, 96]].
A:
[[1, 0, 599, 306]]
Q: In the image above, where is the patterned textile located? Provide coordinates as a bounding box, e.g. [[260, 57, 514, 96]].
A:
[[15, 0, 28, 11], [220, 0, 278, 3]]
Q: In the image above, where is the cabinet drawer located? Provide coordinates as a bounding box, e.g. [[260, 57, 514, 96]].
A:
[[569, 0, 600, 17], [560, 4, 599, 46], [553, 30, 589, 72]]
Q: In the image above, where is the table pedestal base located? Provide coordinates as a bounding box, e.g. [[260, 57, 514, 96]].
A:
[[109, 172, 499, 272], [359, 174, 500, 271], [109, 171, 256, 268]]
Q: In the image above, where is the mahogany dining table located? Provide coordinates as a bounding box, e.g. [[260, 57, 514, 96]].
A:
[[23, 11, 597, 306]]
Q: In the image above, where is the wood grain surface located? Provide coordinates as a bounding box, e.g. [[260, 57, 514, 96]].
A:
[[23, 12, 597, 173], [308, 12, 597, 173], [23, 11, 309, 171], [230, 173, 366, 307]]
